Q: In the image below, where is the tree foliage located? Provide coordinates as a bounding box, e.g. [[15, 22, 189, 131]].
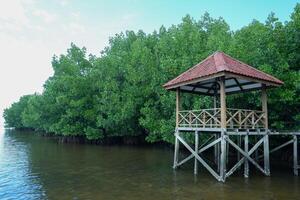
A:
[[3, 6, 300, 143]]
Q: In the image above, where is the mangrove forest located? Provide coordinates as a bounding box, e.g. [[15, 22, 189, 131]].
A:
[[3, 5, 300, 144]]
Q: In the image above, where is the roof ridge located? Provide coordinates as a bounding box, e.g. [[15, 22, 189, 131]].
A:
[[214, 51, 229, 72]]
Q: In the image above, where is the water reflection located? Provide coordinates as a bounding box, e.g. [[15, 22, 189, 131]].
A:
[[0, 129, 299, 200], [0, 130, 46, 199]]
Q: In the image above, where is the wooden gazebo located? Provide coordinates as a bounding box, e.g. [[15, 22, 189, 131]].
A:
[[163, 51, 289, 182]]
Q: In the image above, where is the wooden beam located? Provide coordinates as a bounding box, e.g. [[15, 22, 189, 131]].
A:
[[261, 84, 268, 129], [225, 72, 282, 87], [220, 77, 227, 128], [226, 80, 256, 89], [174, 88, 215, 96], [234, 78, 246, 90]]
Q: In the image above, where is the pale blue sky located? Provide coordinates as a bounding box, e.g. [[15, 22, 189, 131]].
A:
[[0, 0, 299, 127]]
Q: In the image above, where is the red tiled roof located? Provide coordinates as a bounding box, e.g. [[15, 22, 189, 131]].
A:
[[163, 51, 283, 89]]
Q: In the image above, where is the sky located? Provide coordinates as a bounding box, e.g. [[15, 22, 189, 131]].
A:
[[0, 0, 299, 127]]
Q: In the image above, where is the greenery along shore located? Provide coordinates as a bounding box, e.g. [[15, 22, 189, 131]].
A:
[[3, 5, 300, 144]]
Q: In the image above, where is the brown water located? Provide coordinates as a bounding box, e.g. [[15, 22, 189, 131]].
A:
[[0, 129, 299, 200]]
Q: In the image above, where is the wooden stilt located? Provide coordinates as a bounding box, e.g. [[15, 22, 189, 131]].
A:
[[263, 132, 270, 176], [220, 129, 227, 182], [226, 138, 229, 165], [214, 133, 218, 164], [194, 131, 199, 174], [237, 135, 241, 162], [216, 133, 220, 173], [173, 130, 180, 169], [294, 135, 298, 176], [255, 136, 259, 161], [244, 131, 249, 178]]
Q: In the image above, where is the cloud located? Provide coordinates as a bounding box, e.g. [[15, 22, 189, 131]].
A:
[[58, 0, 69, 7], [33, 9, 57, 23], [67, 22, 86, 34], [0, 0, 30, 31]]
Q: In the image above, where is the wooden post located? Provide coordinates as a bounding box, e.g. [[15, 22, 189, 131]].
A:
[[294, 135, 298, 176], [261, 84, 268, 129], [237, 135, 241, 163], [194, 131, 199, 174], [244, 130, 249, 178], [176, 88, 181, 128], [213, 92, 217, 110], [220, 129, 227, 182], [215, 134, 220, 168], [255, 136, 259, 161], [263, 132, 270, 176], [173, 131, 180, 169], [220, 77, 227, 128], [214, 91, 219, 166]]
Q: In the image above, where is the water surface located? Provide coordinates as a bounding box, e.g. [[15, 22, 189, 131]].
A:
[[0, 129, 299, 200]]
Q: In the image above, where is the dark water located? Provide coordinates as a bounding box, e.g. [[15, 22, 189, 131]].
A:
[[0, 129, 299, 200]]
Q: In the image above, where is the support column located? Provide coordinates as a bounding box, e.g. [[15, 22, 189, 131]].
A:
[[194, 131, 199, 174], [262, 84, 270, 176], [261, 84, 268, 129], [263, 132, 270, 176], [176, 88, 181, 128], [220, 129, 227, 182], [215, 134, 220, 171], [244, 130, 249, 178], [220, 77, 227, 129], [213, 91, 219, 167], [173, 131, 180, 169], [237, 135, 241, 163], [255, 136, 259, 161], [294, 135, 298, 176]]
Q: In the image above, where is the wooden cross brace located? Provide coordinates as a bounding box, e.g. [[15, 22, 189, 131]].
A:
[[175, 132, 222, 181], [225, 136, 267, 177]]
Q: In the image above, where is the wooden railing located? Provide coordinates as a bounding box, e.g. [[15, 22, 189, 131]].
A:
[[178, 108, 265, 129]]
